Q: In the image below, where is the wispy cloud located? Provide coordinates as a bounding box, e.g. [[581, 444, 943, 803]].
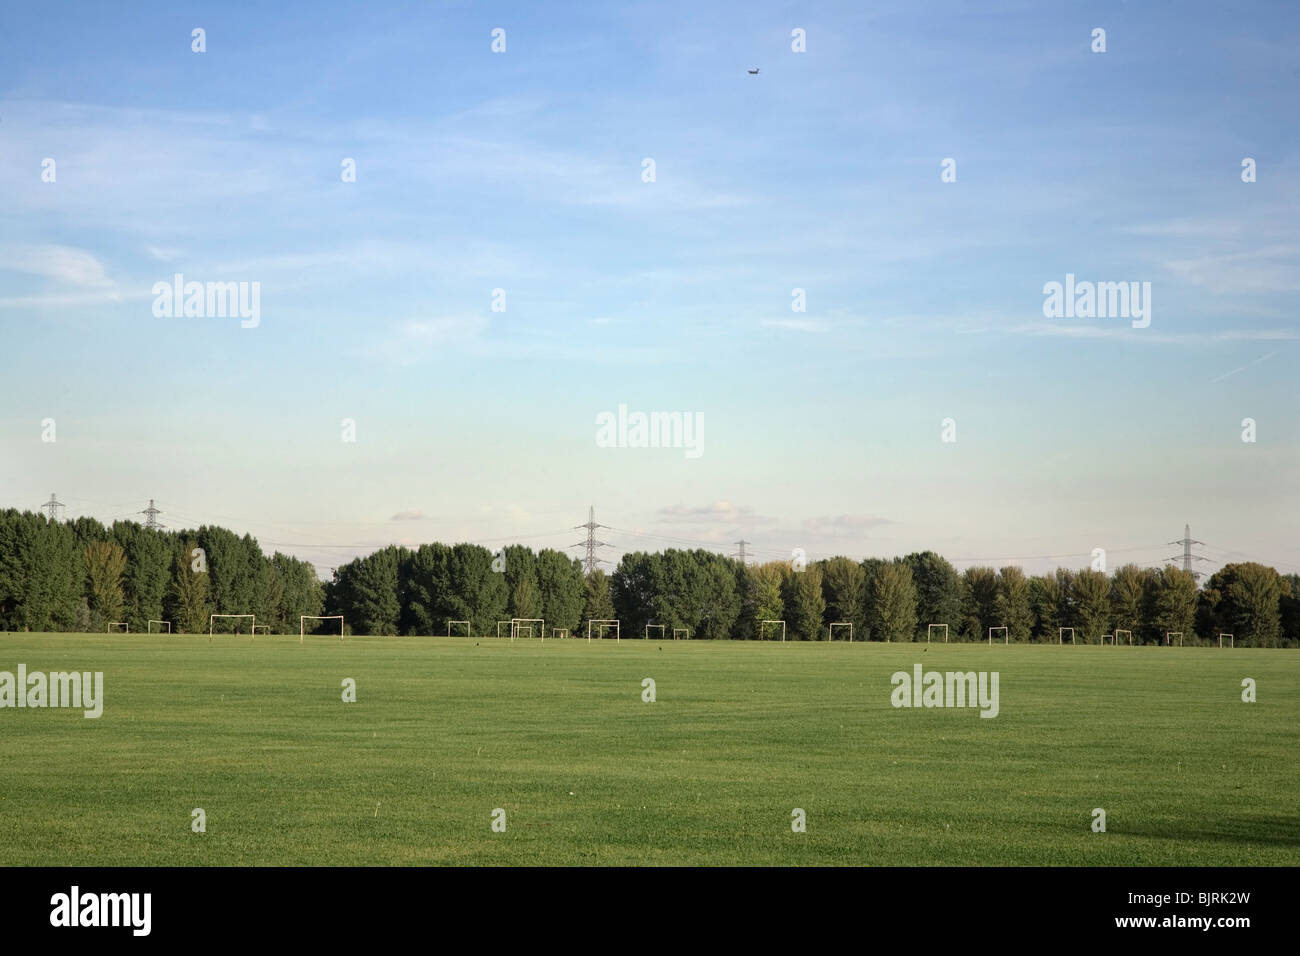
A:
[[390, 510, 427, 521], [657, 502, 773, 524], [802, 514, 893, 535]]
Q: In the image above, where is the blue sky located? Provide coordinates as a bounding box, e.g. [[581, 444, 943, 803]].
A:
[[1, 0, 1297, 578]]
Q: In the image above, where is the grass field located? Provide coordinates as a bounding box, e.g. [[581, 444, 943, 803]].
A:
[[1, 633, 1296, 866]]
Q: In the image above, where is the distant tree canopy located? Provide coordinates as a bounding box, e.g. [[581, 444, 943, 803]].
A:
[[1, 509, 1296, 646], [0, 509, 321, 634]]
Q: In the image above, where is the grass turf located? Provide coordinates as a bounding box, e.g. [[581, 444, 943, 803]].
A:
[[0, 634, 1296, 865]]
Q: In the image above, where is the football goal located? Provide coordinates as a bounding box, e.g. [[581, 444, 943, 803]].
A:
[[673, 628, 689, 640], [552, 627, 569, 639], [1059, 627, 1075, 645], [988, 626, 1008, 645], [645, 624, 666, 640], [587, 619, 620, 642], [252, 625, 271, 637], [1115, 629, 1133, 646], [1219, 633, 1234, 648], [1101, 633, 1115, 646], [447, 619, 471, 638], [299, 615, 344, 643], [497, 620, 512, 639], [927, 623, 948, 644], [1166, 631, 1183, 646], [830, 622, 853, 642], [211, 613, 254, 636], [147, 619, 171, 634], [511, 618, 544, 641], [759, 619, 786, 642], [107, 622, 129, 634]]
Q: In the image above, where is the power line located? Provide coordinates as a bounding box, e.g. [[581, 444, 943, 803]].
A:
[[731, 539, 751, 563], [139, 499, 165, 530], [1166, 523, 1209, 581], [42, 493, 64, 522], [571, 505, 610, 574]]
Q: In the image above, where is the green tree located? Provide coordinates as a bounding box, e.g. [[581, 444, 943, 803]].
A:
[[740, 562, 785, 639], [582, 569, 617, 635], [1071, 569, 1111, 643], [903, 551, 962, 638], [995, 566, 1033, 643], [84, 539, 127, 630], [959, 566, 998, 642], [1150, 565, 1197, 644], [820, 557, 865, 640], [1204, 562, 1285, 647], [168, 540, 211, 634], [867, 560, 918, 643], [1110, 563, 1148, 643], [784, 565, 827, 640]]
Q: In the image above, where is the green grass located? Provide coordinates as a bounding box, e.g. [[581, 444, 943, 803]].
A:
[[1, 634, 1296, 865]]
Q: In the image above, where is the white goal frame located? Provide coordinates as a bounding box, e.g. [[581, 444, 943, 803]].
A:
[[673, 628, 689, 640], [147, 619, 171, 634], [1115, 628, 1133, 646], [830, 622, 853, 642], [927, 623, 948, 644], [1101, 633, 1115, 646], [497, 620, 512, 639], [512, 618, 544, 642], [1166, 631, 1183, 646], [447, 619, 471, 638], [645, 624, 665, 640], [1219, 632, 1234, 648], [211, 613, 254, 636], [107, 622, 129, 634], [552, 627, 569, 639], [252, 625, 271, 637], [760, 619, 786, 643], [587, 619, 620, 643], [299, 615, 344, 643], [1059, 626, 1075, 645], [988, 626, 1008, 645]]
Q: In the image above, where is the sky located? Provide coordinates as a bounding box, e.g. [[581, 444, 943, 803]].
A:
[[1, 0, 1297, 580]]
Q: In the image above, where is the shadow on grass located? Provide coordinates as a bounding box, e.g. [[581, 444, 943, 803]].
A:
[[1122, 815, 1300, 849]]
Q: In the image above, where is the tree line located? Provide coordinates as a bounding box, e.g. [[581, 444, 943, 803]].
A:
[[0, 509, 321, 634], [2, 508, 1296, 646]]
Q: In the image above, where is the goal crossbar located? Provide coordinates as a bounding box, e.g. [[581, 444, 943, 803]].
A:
[[107, 622, 129, 633], [1219, 632, 1234, 648], [1166, 631, 1183, 646], [587, 619, 620, 643], [1115, 629, 1133, 646], [447, 619, 471, 638], [511, 618, 544, 642], [645, 624, 666, 640], [830, 622, 853, 642], [673, 628, 689, 640], [760, 619, 786, 643], [988, 626, 1008, 645], [927, 623, 948, 644], [300, 615, 344, 643], [211, 613, 254, 636], [147, 620, 172, 634], [1059, 626, 1075, 645]]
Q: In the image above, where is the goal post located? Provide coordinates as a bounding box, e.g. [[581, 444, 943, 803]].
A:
[[1101, 633, 1115, 646], [1166, 631, 1183, 646], [511, 618, 544, 642], [551, 627, 569, 639], [251, 625, 270, 637], [645, 624, 666, 640], [1059, 626, 1075, 645], [147, 620, 172, 634], [1219, 633, 1234, 648], [447, 619, 471, 638], [829, 622, 853, 642], [299, 615, 344, 643], [759, 619, 786, 642], [210, 613, 254, 636], [927, 623, 948, 644], [586, 619, 620, 643], [1115, 628, 1133, 646], [988, 626, 1008, 645], [107, 622, 129, 634], [673, 628, 689, 640], [497, 620, 512, 639]]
